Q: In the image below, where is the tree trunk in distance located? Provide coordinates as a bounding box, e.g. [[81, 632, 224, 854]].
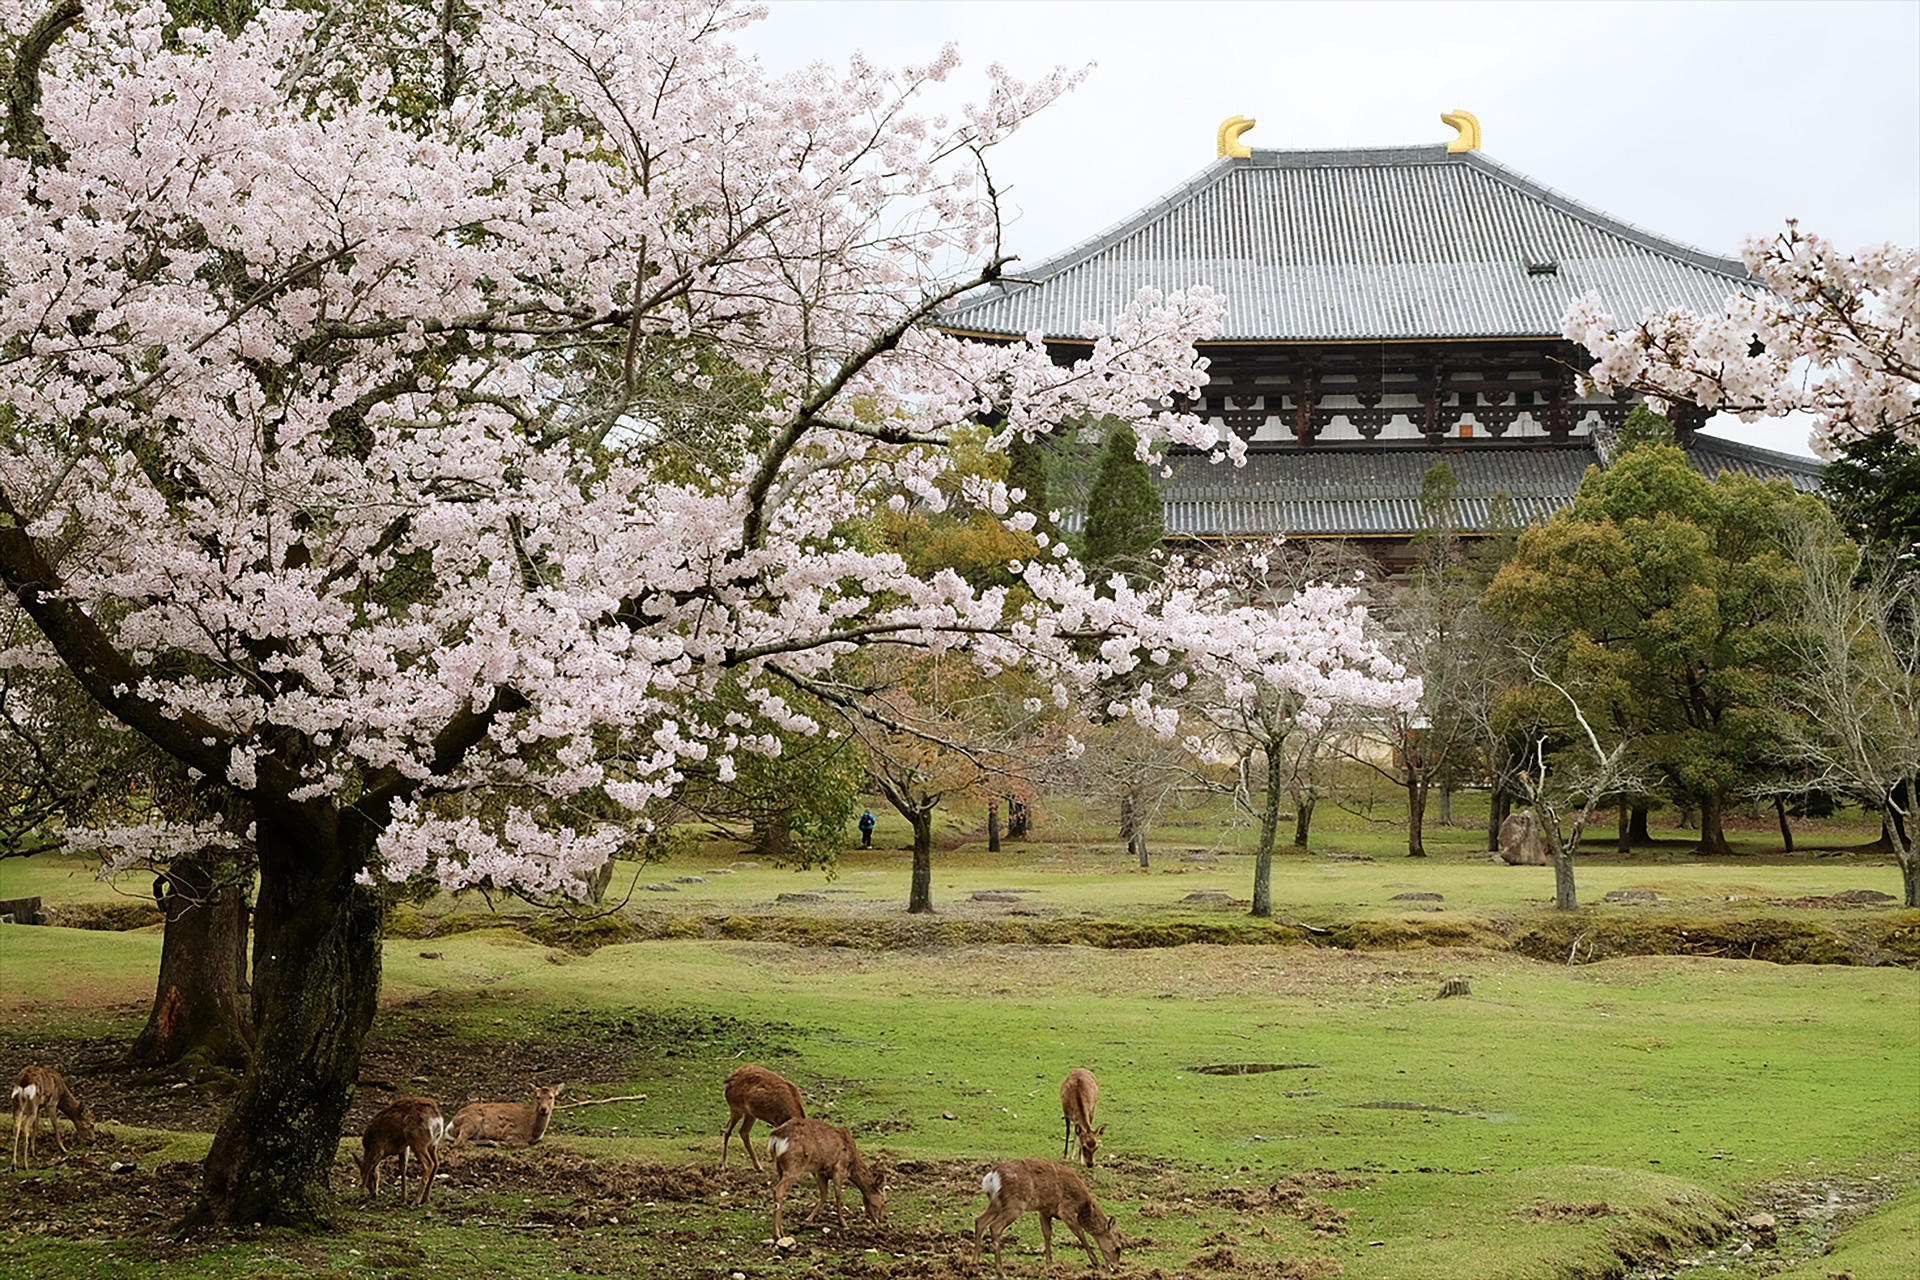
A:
[[1544, 819, 1578, 910], [1774, 796, 1794, 853], [184, 805, 383, 1230], [1438, 784, 1452, 826], [987, 799, 999, 853], [1696, 791, 1734, 857], [128, 844, 254, 1070], [907, 808, 934, 914], [1628, 804, 1651, 844], [1404, 778, 1428, 857], [1486, 788, 1510, 853], [1251, 746, 1283, 918], [1617, 803, 1630, 855], [1292, 791, 1316, 848]]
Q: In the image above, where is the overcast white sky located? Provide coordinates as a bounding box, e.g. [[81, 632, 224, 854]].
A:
[[741, 1, 1920, 459]]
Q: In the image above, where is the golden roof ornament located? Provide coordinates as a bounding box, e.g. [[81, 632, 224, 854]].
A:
[[1441, 109, 1482, 153], [1216, 115, 1256, 158]]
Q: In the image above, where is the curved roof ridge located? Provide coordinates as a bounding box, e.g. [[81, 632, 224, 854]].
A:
[[982, 157, 1237, 309], [941, 143, 1763, 341], [1453, 150, 1750, 280]]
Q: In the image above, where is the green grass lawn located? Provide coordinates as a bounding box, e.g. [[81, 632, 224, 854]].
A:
[[1, 795, 1913, 1280]]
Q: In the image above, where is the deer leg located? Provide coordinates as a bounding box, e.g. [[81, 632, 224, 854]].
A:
[[417, 1143, 438, 1206], [829, 1170, 851, 1228], [740, 1115, 761, 1171], [771, 1165, 803, 1239], [1039, 1212, 1057, 1265], [1066, 1218, 1098, 1266]]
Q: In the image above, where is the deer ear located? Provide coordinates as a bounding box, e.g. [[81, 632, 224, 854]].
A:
[[1094, 1124, 1107, 1136]]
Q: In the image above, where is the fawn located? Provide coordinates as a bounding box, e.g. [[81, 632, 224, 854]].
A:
[[10, 1065, 97, 1170], [721, 1064, 804, 1171], [355, 1096, 447, 1206], [765, 1117, 886, 1240], [1059, 1067, 1105, 1168], [449, 1083, 563, 1150], [974, 1157, 1122, 1278]]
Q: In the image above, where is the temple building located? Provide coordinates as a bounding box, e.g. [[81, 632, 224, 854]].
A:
[[940, 113, 1823, 571]]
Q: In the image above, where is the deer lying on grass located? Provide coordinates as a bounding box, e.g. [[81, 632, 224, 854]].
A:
[[355, 1096, 447, 1206], [765, 1117, 886, 1240], [10, 1065, 97, 1170], [1059, 1067, 1105, 1168], [974, 1157, 1122, 1279], [449, 1083, 563, 1152], [721, 1064, 804, 1171]]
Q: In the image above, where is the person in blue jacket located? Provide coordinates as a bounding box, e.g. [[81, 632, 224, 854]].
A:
[[858, 810, 875, 848]]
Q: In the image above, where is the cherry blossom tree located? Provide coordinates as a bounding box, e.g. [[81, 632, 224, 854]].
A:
[[1173, 552, 1422, 917], [0, 0, 1384, 1227], [1564, 224, 1920, 454]]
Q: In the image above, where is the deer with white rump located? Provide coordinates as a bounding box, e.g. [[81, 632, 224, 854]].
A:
[[974, 1157, 1122, 1278], [1059, 1067, 1105, 1168], [355, 1096, 447, 1206], [449, 1082, 563, 1150], [10, 1065, 97, 1170], [765, 1117, 886, 1240], [720, 1064, 803, 1171]]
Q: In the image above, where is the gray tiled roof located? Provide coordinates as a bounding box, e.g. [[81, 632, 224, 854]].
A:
[[946, 146, 1755, 342], [1154, 438, 1823, 540]]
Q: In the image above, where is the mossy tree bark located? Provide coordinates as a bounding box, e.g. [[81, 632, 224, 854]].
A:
[[184, 802, 383, 1230], [127, 843, 255, 1070]]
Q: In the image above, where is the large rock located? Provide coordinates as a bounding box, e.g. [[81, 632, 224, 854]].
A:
[[1498, 811, 1547, 865]]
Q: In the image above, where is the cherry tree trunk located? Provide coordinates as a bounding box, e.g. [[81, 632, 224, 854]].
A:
[[127, 844, 254, 1070], [1485, 788, 1510, 853], [1404, 778, 1429, 857], [907, 809, 935, 914], [1251, 745, 1284, 918], [185, 804, 383, 1230], [1774, 797, 1795, 853]]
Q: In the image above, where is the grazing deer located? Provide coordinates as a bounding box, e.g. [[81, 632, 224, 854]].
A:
[[449, 1083, 563, 1150], [10, 1065, 97, 1170], [974, 1157, 1122, 1279], [355, 1096, 447, 1206], [721, 1064, 804, 1171], [1060, 1067, 1105, 1168], [765, 1117, 886, 1240]]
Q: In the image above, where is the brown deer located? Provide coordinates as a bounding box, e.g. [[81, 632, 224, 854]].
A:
[[10, 1065, 97, 1170], [449, 1083, 563, 1151], [1060, 1067, 1105, 1167], [721, 1064, 804, 1171], [765, 1117, 886, 1240], [354, 1096, 447, 1206], [974, 1157, 1122, 1278]]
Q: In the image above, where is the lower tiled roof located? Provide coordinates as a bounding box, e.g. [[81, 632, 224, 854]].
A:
[[1152, 437, 1823, 539]]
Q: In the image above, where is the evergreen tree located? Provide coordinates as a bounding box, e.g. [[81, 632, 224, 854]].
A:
[[1820, 428, 1920, 563], [1080, 423, 1164, 591]]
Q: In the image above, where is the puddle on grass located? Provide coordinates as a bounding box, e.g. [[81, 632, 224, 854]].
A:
[[1186, 1062, 1322, 1075]]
